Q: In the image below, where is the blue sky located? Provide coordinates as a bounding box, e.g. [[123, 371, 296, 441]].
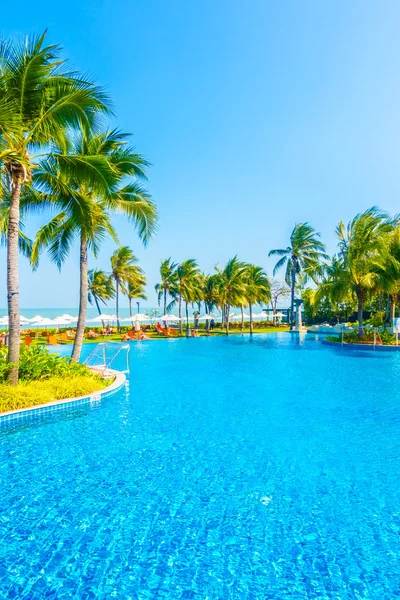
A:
[[2, 1, 400, 308]]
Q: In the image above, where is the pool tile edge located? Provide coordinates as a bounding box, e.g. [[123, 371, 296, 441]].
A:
[[0, 370, 126, 429]]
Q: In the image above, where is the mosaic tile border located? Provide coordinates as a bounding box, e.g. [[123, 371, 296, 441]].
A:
[[0, 370, 126, 430]]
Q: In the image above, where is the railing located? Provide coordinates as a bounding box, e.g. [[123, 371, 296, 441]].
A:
[[83, 341, 130, 374]]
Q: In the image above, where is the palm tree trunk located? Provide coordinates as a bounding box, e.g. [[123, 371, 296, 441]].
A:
[[164, 288, 167, 316], [240, 306, 244, 331], [290, 276, 296, 330], [357, 290, 364, 338], [71, 235, 88, 363], [226, 303, 230, 335], [129, 297, 132, 318], [249, 304, 253, 335], [7, 177, 22, 384], [93, 294, 105, 329], [390, 295, 396, 325], [116, 280, 120, 332], [179, 295, 182, 334], [185, 301, 189, 336]]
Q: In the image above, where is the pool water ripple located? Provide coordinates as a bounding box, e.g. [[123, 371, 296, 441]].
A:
[[1, 333, 400, 598]]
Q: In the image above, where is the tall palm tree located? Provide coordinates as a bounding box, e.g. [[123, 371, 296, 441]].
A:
[[88, 269, 115, 317], [127, 274, 147, 317], [269, 223, 327, 329], [0, 31, 109, 383], [155, 258, 178, 315], [245, 265, 271, 334], [216, 257, 247, 335], [336, 207, 395, 335], [313, 208, 395, 336], [373, 227, 400, 324], [31, 128, 157, 360], [111, 246, 146, 331], [176, 260, 203, 335]]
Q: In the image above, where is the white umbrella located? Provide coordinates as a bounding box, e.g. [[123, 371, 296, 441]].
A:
[[123, 314, 150, 322], [274, 312, 284, 317], [31, 317, 55, 328], [59, 313, 76, 321], [28, 314, 43, 322], [52, 317, 73, 326], [198, 314, 214, 320], [252, 312, 267, 319], [231, 313, 250, 320], [160, 314, 181, 321], [89, 314, 115, 323]]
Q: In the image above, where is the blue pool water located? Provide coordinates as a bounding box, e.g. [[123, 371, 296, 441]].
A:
[[1, 333, 400, 599]]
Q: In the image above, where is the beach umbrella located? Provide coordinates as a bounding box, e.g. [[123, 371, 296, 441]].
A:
[[198, 314, 214, 320], [160, 314, 181, 321], [28, 314, 43, 322], [252, 312, 267, 319], [59, 313, 76, 321], [30, 317, 55, 329], [274, 312, 284, 317], [126, 314, 150, 321], [231, 313, 250, 320], [89, 314, 115, 323]]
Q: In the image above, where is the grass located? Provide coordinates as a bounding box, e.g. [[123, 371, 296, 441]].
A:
[[13, 325, 290, 346], [0, 375, 109, 413]]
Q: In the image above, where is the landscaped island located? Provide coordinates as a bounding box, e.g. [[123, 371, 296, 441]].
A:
[[0, 346, 109, 413]]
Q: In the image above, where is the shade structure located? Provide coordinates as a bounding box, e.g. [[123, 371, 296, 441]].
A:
[[89, 314, 116, 323], [30, 317, 55, 327], [274, 312, 284, 318], [252, 312, 267, 319], [231, 313, 250, 320], [51, 317, 74, 326], [127, 314, 150, 321], [28, 315, 43, 322], [198, 314, 214, 320], [59, 313, 76, 321], [160, 314, 181, 321]]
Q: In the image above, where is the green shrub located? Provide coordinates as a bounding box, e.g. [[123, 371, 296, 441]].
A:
[[0, 376, 109, 412], [0, 345, 91, 383]]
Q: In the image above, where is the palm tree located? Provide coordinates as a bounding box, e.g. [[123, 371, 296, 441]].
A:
[[31, 128, 157, 360], [88, 269, 115, 318], [336, 207, 395, 335], [313, 208, 395, 336], [155, 258, 178, 315], [269, 223, 327, 329], [127, 275, 147, 317], [373, 228, 400, 325], [245, 265, 271, 334], [111, 246, 146, 331], [201, 274, 219, 331], [0, 32, 109, 383], [176, 260, 203, 335], [216, 257, 247, 334]]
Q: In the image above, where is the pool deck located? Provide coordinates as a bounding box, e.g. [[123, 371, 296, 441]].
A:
[[322, 340, 400, 351], [0, 369, 126, 429]]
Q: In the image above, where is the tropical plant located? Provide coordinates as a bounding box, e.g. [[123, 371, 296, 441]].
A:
[[88, 269, 115, 316], [269, 223, 327, 329], [127, 274, 147, 317], [175, 260, 203, 334], [216, 257, 247, 334], [111, 246, 146, 331], [31, 128, 157, 360], [0, 31, 110, 382], [155, 258, 178, 315], [372, 226, 400, 325], [244, 265, 271, 334]]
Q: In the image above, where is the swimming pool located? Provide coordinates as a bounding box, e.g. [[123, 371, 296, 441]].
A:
[[1, 333, 400, 599]]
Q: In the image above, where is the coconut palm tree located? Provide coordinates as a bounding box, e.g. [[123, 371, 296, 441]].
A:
[[312, 208, 396, 336], [244, 265, 271, 334], [370, 226, 400, 325], [111, 246, 146, 331], [336, 207, 395, 335], [0, 31, 109, 383], [175, 260, 203, 335], [88, 269, 115, 317], [155, 258, 178, 315], [31, 128, 157, 360], [269, 223, 327, 329], [216, 257, 247, 334], [127, 274, 147, 317]]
